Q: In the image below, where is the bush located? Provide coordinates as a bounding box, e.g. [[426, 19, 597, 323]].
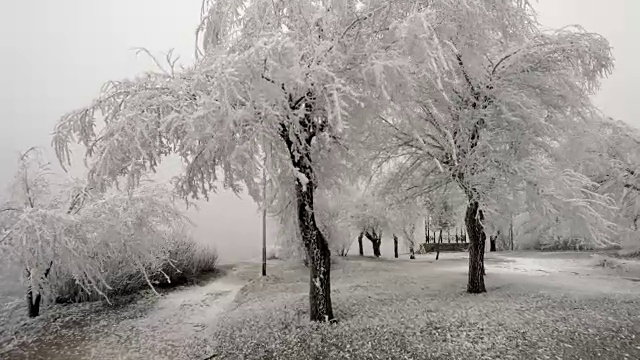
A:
[[53, 238, 218, 303]]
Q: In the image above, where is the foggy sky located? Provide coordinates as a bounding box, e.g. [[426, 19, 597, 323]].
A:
[[0, 0, 637, 262]]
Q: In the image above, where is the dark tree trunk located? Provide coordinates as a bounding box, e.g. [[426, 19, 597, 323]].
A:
[[358, 232, 364, 256], [25, 262, 52, 318], [425, 218, 430, 243], [393, 235, 399, 258], [372, 239, 382, 257], [280, 94, 336, 322], [490, 230, 500, 252], [364, 230, 382, 257], [409, 246, 415, 260], [465, 201, 486, 293], [282, 118, 334, 321], [436, 229, 442, 260], [294, 174, 334, 322], [26, 290, 42, 318]]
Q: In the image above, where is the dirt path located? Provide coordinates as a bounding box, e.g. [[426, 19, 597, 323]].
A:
[[87, 271, 247, 360], [1, 268, 251, 360]]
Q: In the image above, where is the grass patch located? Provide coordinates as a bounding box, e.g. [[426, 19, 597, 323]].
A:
[[204, 256, 640, 360]]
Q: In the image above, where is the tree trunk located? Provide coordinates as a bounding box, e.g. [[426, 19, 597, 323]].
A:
[[489, 236, 497, 252], [26, 290, 42, 318], [436, 229, 442, 260], [393, 234, 399, 258], [465, 201, 486, 293], [294, 176, 334, 322], [372, 239, 381, 257], [409, 246, 415, 260], [425, 218, 430, 243], [365, 230, 382, 257], [25, 262, 52, 318], [358, 232, 364, 256]]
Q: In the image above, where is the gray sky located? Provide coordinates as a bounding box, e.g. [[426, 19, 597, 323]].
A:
[[0, 0, 637, 261]]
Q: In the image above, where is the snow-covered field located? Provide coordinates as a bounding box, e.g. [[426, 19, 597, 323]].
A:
[[2, 252, 640, 359]]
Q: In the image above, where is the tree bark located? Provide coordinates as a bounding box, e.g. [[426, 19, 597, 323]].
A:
[[393, 234, 399, 258], [25, 262, 52, 318], [26, 290, 42, 318], [294, 175, 334, 322], [465, 201, 486, 293], [489, 235, 497, 252], [358, 232, 364, 256], [372, 239, 382, 257], [280, 96, 335, 322], [364, 230, 382, 257], [409, 246, 415, 260]]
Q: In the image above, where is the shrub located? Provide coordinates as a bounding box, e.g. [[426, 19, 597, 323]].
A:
[[53, 238, 217, 303]]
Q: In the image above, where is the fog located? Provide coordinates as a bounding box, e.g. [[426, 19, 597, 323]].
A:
[[0, 0, 637, 262]]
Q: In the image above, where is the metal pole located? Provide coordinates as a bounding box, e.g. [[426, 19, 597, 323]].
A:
[[509, 215, 514, 251], [261, 146, 267, 277]]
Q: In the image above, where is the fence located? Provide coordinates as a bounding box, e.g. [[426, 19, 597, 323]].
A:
[[424, 227, 467, 244]]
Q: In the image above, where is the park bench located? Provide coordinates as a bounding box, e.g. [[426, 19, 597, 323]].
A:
[[417, 230, 469, 254], [419, 242, 469, 253]]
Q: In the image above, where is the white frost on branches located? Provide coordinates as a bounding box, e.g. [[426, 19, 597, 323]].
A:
[[0, 149, 194, 305]]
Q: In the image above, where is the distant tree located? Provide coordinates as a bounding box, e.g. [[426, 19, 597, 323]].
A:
[[357, 231, 364, 256], [383, 185, 426, 260], [350, 189, 388, 258], [393, 234, 399, 258], [315, 188, 357, 257]]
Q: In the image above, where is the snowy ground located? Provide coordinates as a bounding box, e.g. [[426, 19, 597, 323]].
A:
[[2, 252, 640, 359]]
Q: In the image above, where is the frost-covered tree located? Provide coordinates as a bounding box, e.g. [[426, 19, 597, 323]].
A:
[[0, 149, 194, 317], [0, 148, 70, 316], [349, 188, 389, 258], [371, 1, 614, 292], [380, 178, 428, 259], [559, 117, 640, 252], [52, 0, 442, 321], [315, 188, 357, 257]]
